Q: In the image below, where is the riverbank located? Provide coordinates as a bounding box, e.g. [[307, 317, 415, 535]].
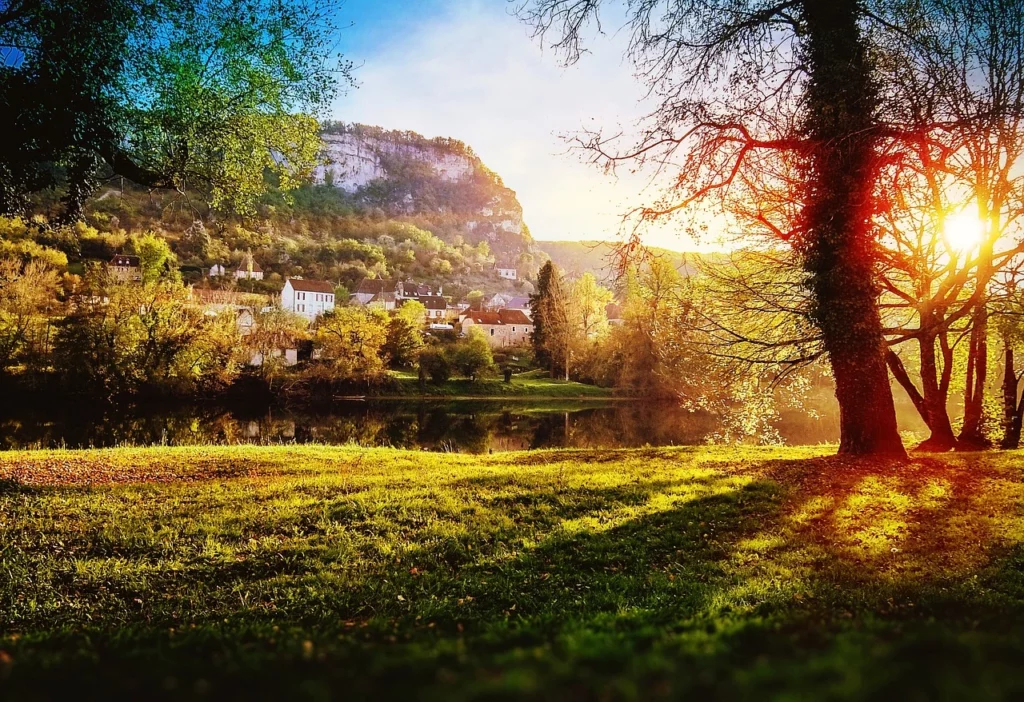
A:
[[3, 445, 1024, 699], [377, 370, 617, 398]]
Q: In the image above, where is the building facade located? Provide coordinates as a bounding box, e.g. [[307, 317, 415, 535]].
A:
[[108, 255, 142, 283], [460, 309, 534, 348], [282, 278, 336, 320]]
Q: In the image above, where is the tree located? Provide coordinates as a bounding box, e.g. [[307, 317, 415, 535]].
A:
[[53, 279, 236, 395], [0, 256, 61, 377], [531, 261, 574, 380], [0, 0, 350, 220], [245, 308, 307, 387], [519, 0, 908, 454], [451, 327, 494, 381], [384, 301, 426, 368], [571, 272, 612, 339], [131, 232, 178, 284], [868, 0, 1024, 450], [418, 347, 453, 384], [530, 262, 555, 372], [314, 307, 389, 380]]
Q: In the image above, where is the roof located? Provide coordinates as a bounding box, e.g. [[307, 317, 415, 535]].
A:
[[109, 255, 140, 267], [493, 261, 517, 270], [356, 278, 397, 295], [287, 278, 335, 294], [421, 297, 448, 310], [498, 309, 532, 325], [464, 312, 502, 325], [463, 309, 532, 326], [506, 296, 531, 309], [237, 256, 262, 273]]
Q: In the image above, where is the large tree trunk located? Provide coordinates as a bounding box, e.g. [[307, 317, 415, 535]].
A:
[[799, 0, 905, 456]]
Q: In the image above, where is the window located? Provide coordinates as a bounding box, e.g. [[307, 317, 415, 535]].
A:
[[512, 326, 516, 332]]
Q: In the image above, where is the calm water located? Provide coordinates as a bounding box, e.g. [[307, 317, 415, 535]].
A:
[[0, 400, 842, 452]]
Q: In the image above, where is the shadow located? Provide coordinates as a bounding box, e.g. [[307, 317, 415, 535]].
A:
[[6, 451, 1024, 700]]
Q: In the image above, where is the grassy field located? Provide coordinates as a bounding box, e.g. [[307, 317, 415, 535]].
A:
[[3, 445, 1024, 699], [383, 370, 615, 398]]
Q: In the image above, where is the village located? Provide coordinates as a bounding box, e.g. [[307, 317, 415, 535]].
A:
[[106, 252, 539, 368]]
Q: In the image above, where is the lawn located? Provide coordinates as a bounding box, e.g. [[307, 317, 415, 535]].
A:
[[3, 445, 1024, 700], [383, 370, 615, 398]]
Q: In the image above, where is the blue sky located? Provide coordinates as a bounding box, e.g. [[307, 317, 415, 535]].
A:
[[328, 0, 714, 250]]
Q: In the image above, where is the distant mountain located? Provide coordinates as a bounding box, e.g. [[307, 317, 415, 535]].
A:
[[536, 240, 699, 283]]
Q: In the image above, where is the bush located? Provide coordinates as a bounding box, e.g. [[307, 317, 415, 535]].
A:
[[418, 348, 451, 384]]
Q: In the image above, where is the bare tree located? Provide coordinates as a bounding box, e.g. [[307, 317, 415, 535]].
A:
[[517, 0, 907, 454]]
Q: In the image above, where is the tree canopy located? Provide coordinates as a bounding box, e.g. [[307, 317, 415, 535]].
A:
[[0, 0, 350, 219]]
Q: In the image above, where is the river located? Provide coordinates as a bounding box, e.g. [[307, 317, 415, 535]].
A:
[[0, 399, 845, 452]]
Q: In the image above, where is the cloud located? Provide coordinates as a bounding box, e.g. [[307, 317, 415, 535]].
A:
[[332, 0, 715, 251]]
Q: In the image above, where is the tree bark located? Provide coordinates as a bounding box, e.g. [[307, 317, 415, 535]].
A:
[[1000, 345, 1024, 449], [959, 304, 991, 448], [887, 344, 957, 451], [799, 0, 905, 456]]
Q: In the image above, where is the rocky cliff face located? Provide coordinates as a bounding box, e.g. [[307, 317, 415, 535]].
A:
[[315, 124, 534, 268], [315, 131, 476, 192]]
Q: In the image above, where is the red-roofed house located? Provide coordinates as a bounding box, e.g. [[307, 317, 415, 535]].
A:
[[460, 309, 533, 347], [282, 277, 336, 320], [108, 255, 141, 283]]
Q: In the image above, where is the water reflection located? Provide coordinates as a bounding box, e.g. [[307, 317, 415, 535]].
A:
[[0, 400, 840, 453]]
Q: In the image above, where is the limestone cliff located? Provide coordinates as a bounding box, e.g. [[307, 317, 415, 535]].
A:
[[316, 123, 535, 271]]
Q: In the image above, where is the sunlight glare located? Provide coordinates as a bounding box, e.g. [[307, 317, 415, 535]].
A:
[[943, 210, 984, 253]]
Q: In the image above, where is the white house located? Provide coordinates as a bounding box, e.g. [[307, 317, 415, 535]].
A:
[[234, 254, 264, 281], [494, 261, 517, 280], [420, 296, 449, 321], [208, 263, 227, 278], [282, 278, 335, 320]]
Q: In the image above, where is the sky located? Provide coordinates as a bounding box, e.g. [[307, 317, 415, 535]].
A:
[[330, 0, 716, 251]]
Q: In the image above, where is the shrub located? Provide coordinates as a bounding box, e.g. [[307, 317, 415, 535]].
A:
[[418, 348, 451, 384]]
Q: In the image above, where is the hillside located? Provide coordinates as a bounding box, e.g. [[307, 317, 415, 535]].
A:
[[536, 240, 699, 282], [58, 124, 544, 298], [314, 124, 536, 265]]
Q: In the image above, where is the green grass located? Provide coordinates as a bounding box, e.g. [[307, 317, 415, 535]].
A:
[[383, 370, 615, 398], [3, 445, 1024, 699]]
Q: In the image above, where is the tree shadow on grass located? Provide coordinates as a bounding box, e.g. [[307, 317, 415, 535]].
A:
[[7, 453, 1024, 700]]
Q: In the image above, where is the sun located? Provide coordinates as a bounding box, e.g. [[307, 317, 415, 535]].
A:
[[943, 210, 984, 253]]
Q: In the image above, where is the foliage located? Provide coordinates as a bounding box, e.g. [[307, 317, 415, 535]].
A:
[[417, 347, 452, 384], [0, 0, 350, 218], [129, 232, 178, 283], [52, 280, 241, 396], [243, 308, 308, 384], [449, 327, 495, 381], [314, 307, 389, 381], [0, 257, 61, 374], [383, 302, 426, 369]]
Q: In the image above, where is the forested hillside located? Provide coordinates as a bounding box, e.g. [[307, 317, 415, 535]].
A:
[[30, 124, 544, 299]]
